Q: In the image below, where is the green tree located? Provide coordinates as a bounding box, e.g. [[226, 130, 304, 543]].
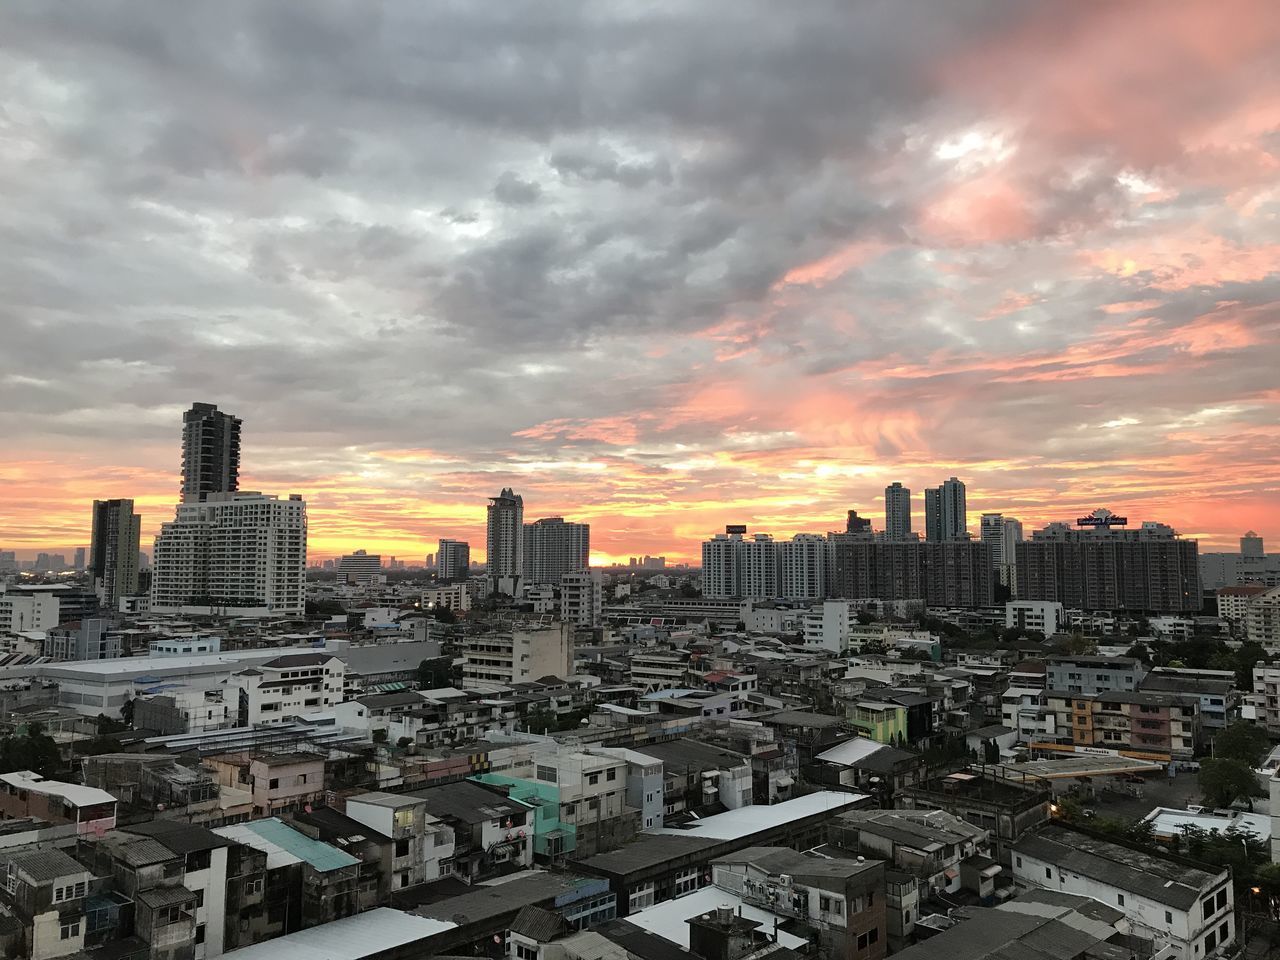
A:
[[0, 724, 62, 779], [1124, 643, 1151, 664], [1198, 758, 1266, 810], [1213, 721, 1271, 766]]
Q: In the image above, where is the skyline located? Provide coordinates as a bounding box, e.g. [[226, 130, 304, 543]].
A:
[[3, 2, 1279, 563]]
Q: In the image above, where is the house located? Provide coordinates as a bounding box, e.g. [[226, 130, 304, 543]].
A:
[[0, 846, 95, 960], [0, 772, 116, 835], [1012, 822, 1234, 960], [343, 792, 456, 890], [228, 654, 345, 726], [410, 779, 534, 881], [205, 753, 326, 818]]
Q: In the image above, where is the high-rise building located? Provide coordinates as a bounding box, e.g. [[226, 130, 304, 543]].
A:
[[72, 546, 86, 571], [1001, 517, 1024, 590], [336, 550, 382, 587], [0, 551, 16, 573], [845, 510, 873, 536], [90, 498, 141, 609], [486, 488, 524, 595], [151, 491, 307, 615], [1243, 531, 1265, 560], [924, 477, 967, 541], [437, 539, 470, 581], [779, 534, 826, 600], [739, 534, 779, 600], [980, 512, 1014, 586], [523, 517, 590, 586], [884, 482, 913, 541], [560, 569, 603, 628], [1015, 510, 1200, 612], [827, 537, 992, 607], [702, 527, 746, 599], [181, 402, 242, 503]]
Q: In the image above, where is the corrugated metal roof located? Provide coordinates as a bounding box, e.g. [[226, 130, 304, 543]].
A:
[[217, 817, 359, 872]]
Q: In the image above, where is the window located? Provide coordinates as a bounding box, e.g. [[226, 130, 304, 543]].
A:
[[1217, 889, 1227, 911], [269, 778, 280, 789], [587, 773, 600, 786], [1205, 930, 1217, 953], [245, 878, 264, 896], [588, 798, 599, 811], [1166, 911, 1173, 924], [1220, 921, 1230, 942], [157, 905, 186, 926], [516, 944, 538, 960], [1045, 867, 1053, 879], [629, 883, 656, 912], [193, 889, 204, 909], [536, 765, 557, 783], [1016, 857, 1022, 868], [60, 921, 80, 941], [1203, 897, 1215, 920], [820, 895, 832, 912], [607, 768, 617, 782], [673, 868, 700, 897], [1117, 894, 1125, 906], [195, 925, 206, 945]]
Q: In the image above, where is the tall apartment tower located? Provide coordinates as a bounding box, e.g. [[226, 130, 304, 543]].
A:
[[1001, 517, 1024, 590], [524, 517, 590, 586], [884, 482, 913, 540], [437, 539, 471, 581], [486, 488, 524, 595], [151, 492, 307, 615], [181, 402, 242, 503], [1242, 531, 1265, 560], [980, 513, 1005, 565], [89, 498, 141, 609], [924, 477, 967, 541]]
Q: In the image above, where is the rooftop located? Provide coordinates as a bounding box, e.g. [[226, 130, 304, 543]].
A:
[[410, 779, 533, 825], [213, 817, 359, 872], [0, 846, 87, 882], [658, 791, 866, 840], [220, 907, 454, 960], [570, 833, 720, 877], [0, 770, 116, 808], [119, 819, 236, 855], [626, 886, 807, 952], [1014, 823, 1224, 909], [414, 871, 595, 926]]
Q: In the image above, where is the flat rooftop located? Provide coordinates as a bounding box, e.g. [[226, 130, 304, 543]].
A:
[[659, 791, 866, 840], [220, 907, 453, 960], [1011, 755, 1163, 780]]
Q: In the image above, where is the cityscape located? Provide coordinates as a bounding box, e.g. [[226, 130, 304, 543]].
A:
[[2, 5, 1280, 960]]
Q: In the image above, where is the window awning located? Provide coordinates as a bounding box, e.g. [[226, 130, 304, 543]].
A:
[[775, 776, 794, 788]]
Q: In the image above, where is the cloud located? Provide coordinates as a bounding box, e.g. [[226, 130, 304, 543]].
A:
[[1, 0, 1278, 561]]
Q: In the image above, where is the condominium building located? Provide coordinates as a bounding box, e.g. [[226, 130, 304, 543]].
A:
[[89, 498, 141, 609], [181, 401, 241, 502], [924, 477, 967, 542], [779, 534, 827, 600], [336, 549, 382, 587], [487, 487, 524, 595], [1246, 586, 1280, 648], [150, 491, 308, 615], [423, 581, 471, 612], [1015, 510, 1201, 612], [45, 618, 122, 661], [524, 517, 590, 586], [1045, 655, 1146, 694], [1037, 689, 1199, 761], [702, 529, 745, 599], [460, 622, 573, 686], [0, 589, 59, 633], [884, 482, 912, 541], [437, 538, 470, 581], [1217, 584, 1267, 625], [560, 570, 602, 627]]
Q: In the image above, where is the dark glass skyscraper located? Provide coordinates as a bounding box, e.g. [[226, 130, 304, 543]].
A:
[[181, 402, 241, 502]]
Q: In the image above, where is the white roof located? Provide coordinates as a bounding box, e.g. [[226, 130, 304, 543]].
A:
[[1142, 807, 1271, 841], [37, 646, 317, 678], [816, 737, 886, 767], [658, 791, 866, 840], [628, 887, 807, 950], [213, 822, 302, 869], [221, 907, 454, 960], [0, 771, 115, 807]]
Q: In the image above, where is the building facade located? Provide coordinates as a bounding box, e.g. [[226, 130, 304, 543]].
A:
[[883, 482, 912, 541], [89, 498, 141, 609], [924, 477, 966, 542], [560, 570, 603, 628], [150, 491, 307, 615], [524, 517, 590, 586], [437, 539, 471, 581], [181, 402, 241, 503], [487, 488, 524, 596]]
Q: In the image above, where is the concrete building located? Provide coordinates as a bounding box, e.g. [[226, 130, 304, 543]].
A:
[[344, 792, 456, 889], [44, 618, 122, 661], [0, 845, 96, 960], [151, 491, 308, 616], [229, 652, 345, 725], [182, 401, 241, 503], [1045, 655, 1145, 694], [1005, 599, 1064, 636], [487, 488, 525, 596], [89, 497, 141, 609], [412, 779, 535, 880], [460, 622, 573, 686], [0, 589, 59, 633], [423, 581, 471, 612], [0, 771, 117, 834], [1012, 823, 1233, 960], [524, 517, 590, 587], [1217, 584, 1267, 627], [437, 538, 470, 581], [779, 534, 826, 601], [739, 534, 779, 600], [336, 550, 381, 587], [884, 482, 912, 541], [702, 529, 745, 599], [828, 808, 989, 898], [1200, 531, 1280, 590], [1016, 510, 1201, 612], [1246, 586, 1280, 648], [561, 570, 603, 628], [924, 477, 966, 542], [1037, 689, 1199, 761]]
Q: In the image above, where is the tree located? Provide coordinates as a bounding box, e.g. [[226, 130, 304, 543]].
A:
[[1124, 643, 1151, 664], [416, 658, 450, 689], [1198, 758, 1266, 810], [96, 714, 127, 736], [431, 605, 458, 624], [1213, 721, 1271, 767], [120, 697, 135, 726], [0, 724, 62, 779], [983, 739, 1000, 764]]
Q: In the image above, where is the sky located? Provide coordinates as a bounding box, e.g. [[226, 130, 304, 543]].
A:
[[1, 1, 1278, 565]]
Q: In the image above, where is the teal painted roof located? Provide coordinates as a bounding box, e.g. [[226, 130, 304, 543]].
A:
[[238, 817, 360, 872]]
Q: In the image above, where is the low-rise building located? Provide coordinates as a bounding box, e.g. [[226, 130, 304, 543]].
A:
[[1037, 689, 1200, 761], [460, 623, 573, 687], [0, 846, 95, 960], [411, 779, 534, 881], [0, 772, 117, 835], [229, 653, 345, 726], [343, 792, 456, 890], [1012, 823, 1234, 960], [828, 808, 990, 897], [1140, 667, 1237, 730], [1045, 655, 1145, 695], [1005, 600, 1064, 637]]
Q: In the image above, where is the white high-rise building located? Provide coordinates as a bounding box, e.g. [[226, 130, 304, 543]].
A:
[[336, 550, 381, 587], [702, 531, 743, 599], [150, 491, 307, 615], [437, 538, 470, 581], [739, 534, 778, 600], [524, 517, 590, 586], [779, 534, 826, 600], [560, 570, 603, 628], [1001, 517, 1024, 591], [486, 488, 524, 596], [884, 482, 913, 541]]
